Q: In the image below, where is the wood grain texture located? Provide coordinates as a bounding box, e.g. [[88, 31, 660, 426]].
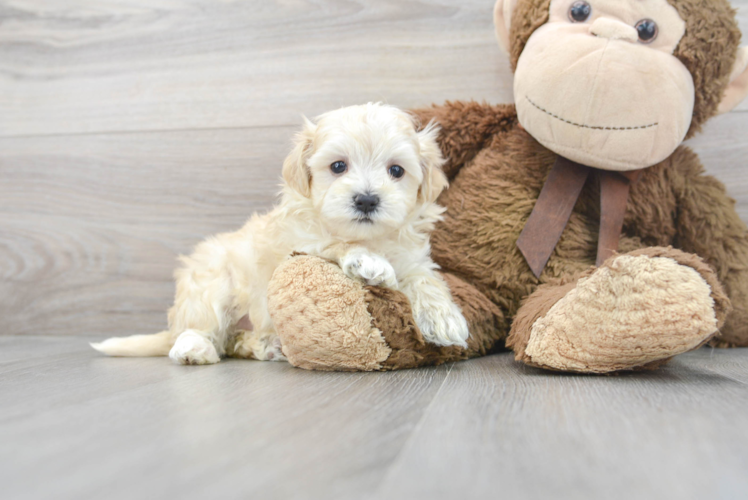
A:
[[1, 337, 747, 500], [686, 112, 748, 223], [375, 351, 748, 500], [0, 336, 452, 500], [0, 127, 293, 336], [0, 0, 511, 136], [1, 0, 747, 338], [0, 0, 745, 138]]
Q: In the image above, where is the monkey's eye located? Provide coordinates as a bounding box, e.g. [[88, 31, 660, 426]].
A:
[[388, 165, 405, 179], [568, 1, 591, 23], [635, 19, 658, 43], [330, 161, 347, 174]]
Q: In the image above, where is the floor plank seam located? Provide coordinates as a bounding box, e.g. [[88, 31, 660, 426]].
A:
[[3, 111, 743, 141], [698, 346, 748, 386], [0, 122, 299, 141], [370, 362, 456, 498]]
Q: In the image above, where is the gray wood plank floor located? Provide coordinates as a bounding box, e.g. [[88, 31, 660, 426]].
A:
[[1, 337, 747, 500]]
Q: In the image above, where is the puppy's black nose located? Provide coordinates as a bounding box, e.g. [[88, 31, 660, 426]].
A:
[[353, 193, 380, 215]]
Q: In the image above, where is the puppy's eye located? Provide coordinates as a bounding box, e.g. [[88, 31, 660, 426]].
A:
[[635, 19, 658, 43], [388, 165, 405, 179], [330, 161, 347, 175], [568, 1, 591, 23]]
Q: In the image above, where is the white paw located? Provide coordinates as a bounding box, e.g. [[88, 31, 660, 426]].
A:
[[413, 299, 470, 348], [169, 330, 221, 365], [341, 250, 398, 289]]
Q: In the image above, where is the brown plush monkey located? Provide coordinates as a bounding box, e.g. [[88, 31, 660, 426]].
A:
[[266, 0, 748, 373]]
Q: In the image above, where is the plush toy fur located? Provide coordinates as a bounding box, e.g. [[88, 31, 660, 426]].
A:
[[266, 0, 748, 372], [509, 0, 743, 139]]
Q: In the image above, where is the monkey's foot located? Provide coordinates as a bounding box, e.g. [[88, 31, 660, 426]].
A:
[[508, 248, 731, 373]]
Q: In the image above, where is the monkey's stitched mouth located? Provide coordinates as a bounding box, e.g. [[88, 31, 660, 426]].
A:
[[526, 96, 659, 131]]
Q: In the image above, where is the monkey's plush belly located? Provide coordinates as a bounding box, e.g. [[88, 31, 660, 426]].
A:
[[431, 126, 624, 324]]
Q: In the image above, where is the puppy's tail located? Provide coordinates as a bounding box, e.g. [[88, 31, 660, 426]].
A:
[[90, 330, 172, 357]]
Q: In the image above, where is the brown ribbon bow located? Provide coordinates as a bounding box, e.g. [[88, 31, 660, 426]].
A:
[[517, 156, 643, 279]]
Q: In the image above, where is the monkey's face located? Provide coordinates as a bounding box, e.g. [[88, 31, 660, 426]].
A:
[[514, 0, 694, 171]]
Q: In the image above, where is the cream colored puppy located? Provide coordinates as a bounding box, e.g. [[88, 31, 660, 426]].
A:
[[92, 103, 469, 365]]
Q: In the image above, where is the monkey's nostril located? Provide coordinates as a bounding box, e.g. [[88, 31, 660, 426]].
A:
[[353, 193, 380, 215]]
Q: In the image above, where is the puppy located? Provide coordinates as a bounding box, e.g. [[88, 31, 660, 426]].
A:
[[92, 103, 469, 365]]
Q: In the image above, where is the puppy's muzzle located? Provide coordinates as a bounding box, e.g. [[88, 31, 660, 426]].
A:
[[353, 193, 380, 216]]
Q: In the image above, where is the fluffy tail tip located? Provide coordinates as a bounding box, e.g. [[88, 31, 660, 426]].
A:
[[89, 332, 172, 357], [90, 338, 122, 356]]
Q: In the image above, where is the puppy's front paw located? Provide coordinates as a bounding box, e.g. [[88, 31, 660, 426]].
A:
[[413, 299, 470, 348], [169, 330, 221, 365], [341, 250, 398, 289]]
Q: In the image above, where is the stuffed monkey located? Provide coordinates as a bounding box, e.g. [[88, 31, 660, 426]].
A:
[[265, 0, 748, 373]]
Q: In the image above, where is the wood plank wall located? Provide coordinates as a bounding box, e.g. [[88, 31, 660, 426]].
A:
[[1, 0, 747, 337]]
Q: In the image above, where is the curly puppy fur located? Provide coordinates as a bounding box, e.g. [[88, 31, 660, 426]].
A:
[[92, 103, 469, 365]]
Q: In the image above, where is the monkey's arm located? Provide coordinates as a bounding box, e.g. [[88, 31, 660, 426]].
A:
[[671, 147, 748, 346], [410, 101, 517, 178]]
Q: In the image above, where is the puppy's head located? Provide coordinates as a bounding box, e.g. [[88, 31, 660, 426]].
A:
[[282, 103, 447, 239]]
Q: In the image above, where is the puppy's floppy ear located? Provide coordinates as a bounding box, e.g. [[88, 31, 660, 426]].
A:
[[282, 117, 316, 197], [417, 121, 448, 204]]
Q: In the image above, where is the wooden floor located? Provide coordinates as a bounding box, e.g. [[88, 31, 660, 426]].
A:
[[0, 337, 747, 500], [2, 1, 748, 499]]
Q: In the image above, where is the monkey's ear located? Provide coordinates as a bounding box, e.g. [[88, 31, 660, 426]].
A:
[[417, 122, 448, 204], [282, 117, 316, 198], [717, 47, 748, 115], [494, 0, 518, 55]]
